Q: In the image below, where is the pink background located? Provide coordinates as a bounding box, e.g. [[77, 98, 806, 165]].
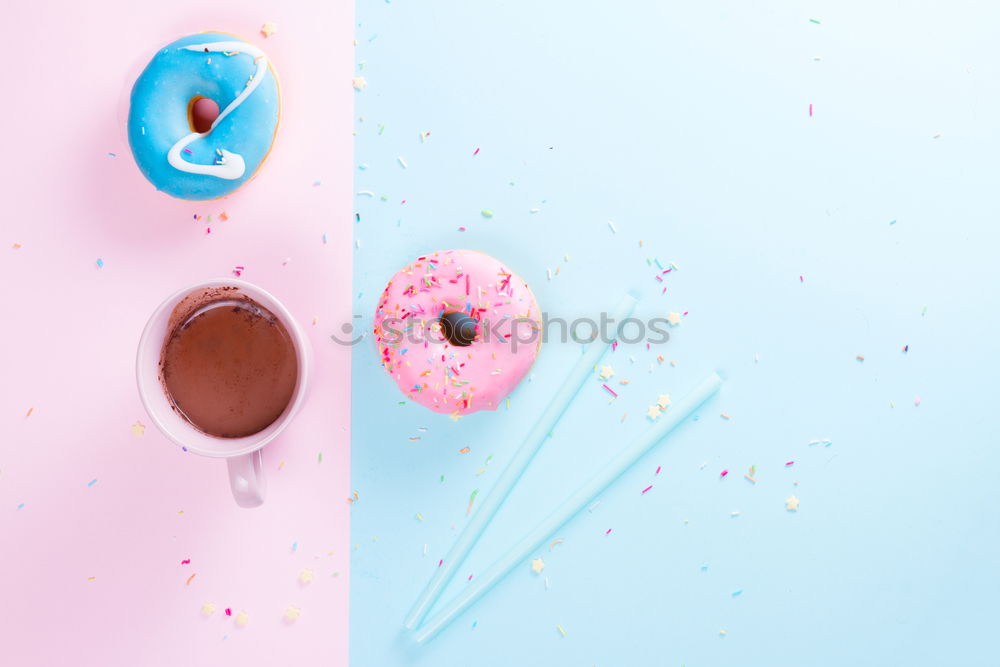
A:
[[0, 2, 353, 665]]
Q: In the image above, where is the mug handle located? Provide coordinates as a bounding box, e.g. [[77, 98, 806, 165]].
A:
[[227, 450, 266, 508]]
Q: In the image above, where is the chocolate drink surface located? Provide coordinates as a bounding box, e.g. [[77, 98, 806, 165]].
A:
[[160, 296, 298, 438]]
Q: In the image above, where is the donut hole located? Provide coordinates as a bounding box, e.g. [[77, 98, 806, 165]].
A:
[[188, 96, 220, 133], [439, 311, 478, 347]]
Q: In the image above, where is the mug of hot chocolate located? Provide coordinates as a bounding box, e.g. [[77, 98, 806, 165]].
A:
[[136, 280, 311, 507]]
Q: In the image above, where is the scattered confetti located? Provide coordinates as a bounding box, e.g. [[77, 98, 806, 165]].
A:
[[283, 606, 301, 622], [608, 221, 618, 234], [26, 407, 33, 417], [235, 610, 249, 627], [732, 589, 743, 597], [181, 559, 191, 565], [531, 558, 545, 574], [467, 489, 479, 514], [914, 396, 922, 406], [720, 413, 732, 420], [87, 479, 97, 488], [225, 608, 232, 617], [785, 461, 795, 467], [720, 469, 729, 478], [666, 312, 681, 326], [646, 405, 662, 420], [856, 355, 865, 362], [87, 576, 96, 582], [602, 384, 618, 398], [641, 485, 653, 495], [96, 258, 104, 269], [12, 242, 22, 249], [352, 76, 367, 91], [131, 421, 146, 436], [186, 573, 197, 586], [786, 495, 800, 511], [260, 22, 277, 38], [299, 569, 315, 585], [656, 394, 671, 409], [598, 365, 615, 380], [549, 539, 565, 551], [459, 447, 470, 454], [232, 265, 245, 277], [397, 156, 408, 168], [556, 624, 567, 637], [481, 209, 494, 219]]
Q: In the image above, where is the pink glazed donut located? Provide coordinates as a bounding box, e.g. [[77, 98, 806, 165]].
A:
[[374, 249, 542, 417]]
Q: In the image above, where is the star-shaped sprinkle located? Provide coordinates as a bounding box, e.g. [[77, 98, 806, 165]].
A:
[[299, 569, 314, 585], [260, 22, 277, 38], [352, 76, 367, 91], [235, 610, 249, 627], [283, 606, 301, 622], [531, 558, 545, 574], [598, 365, 615, 380], [656, 394, 671, 409], [200, 602, 216, 617], [131, 421, 146, 436], [666, 312, 682, 326], [785, 495, 800, 511], [646, 405, 662, 420]]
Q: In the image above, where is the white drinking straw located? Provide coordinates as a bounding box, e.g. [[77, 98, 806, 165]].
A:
[[403, 294, 639, 630], [412, 371, 723, 644]]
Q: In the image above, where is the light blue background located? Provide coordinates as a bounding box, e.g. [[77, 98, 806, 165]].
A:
[[351, 1, 999, 665]]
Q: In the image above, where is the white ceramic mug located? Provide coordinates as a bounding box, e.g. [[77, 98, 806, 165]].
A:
[[136, 279, 311, 507]]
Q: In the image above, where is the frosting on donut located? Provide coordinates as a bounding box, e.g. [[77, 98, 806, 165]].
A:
[[373, 250, 542, 417], [127, 32, 280, 200]]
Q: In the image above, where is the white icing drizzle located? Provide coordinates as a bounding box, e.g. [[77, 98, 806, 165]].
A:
[[166, 41, 269, 180]]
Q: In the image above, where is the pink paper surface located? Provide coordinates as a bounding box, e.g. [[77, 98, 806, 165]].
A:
[[0, 2, 354, 665]]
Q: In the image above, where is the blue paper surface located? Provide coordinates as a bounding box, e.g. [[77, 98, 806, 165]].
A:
[[351, 2, 999, 665]]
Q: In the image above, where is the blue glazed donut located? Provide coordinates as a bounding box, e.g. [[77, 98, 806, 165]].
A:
[[127, 32, 280, 201]]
